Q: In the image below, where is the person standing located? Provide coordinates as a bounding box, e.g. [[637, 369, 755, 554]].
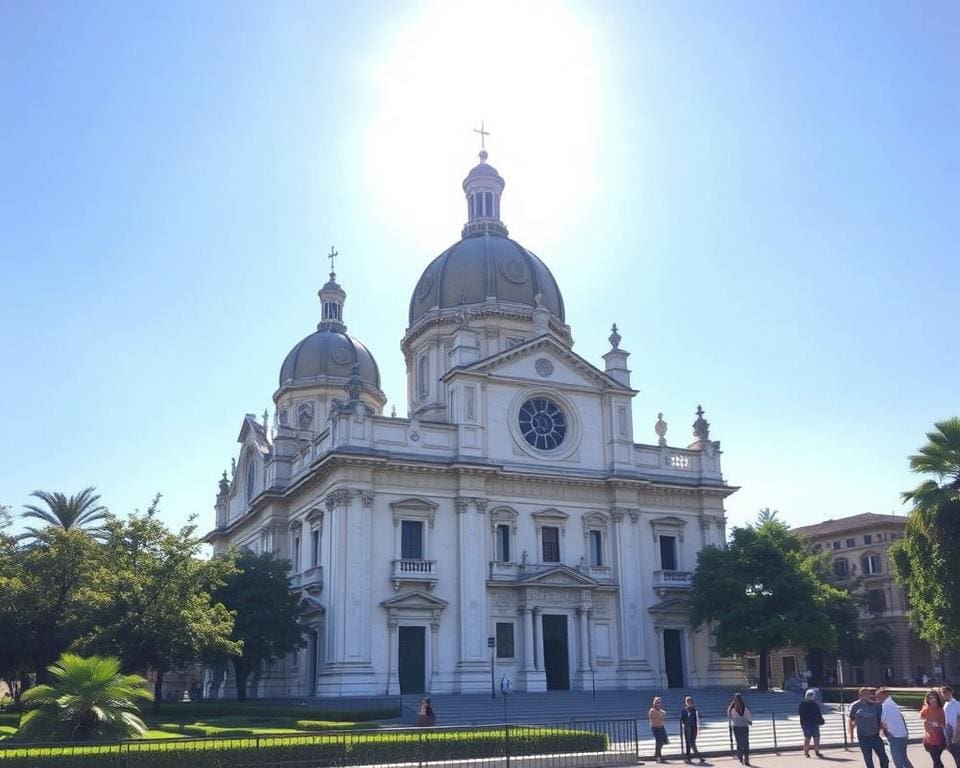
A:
[[850, 687, 890, 768], [727, 692, 753, 765], [680, 696, 704, 764], [942, 686, 960, 768], [649, 696, 670, 763], [921, 690, 947, 768], [877, 688, 914, 768], [800, 688, 826, 758], [416, 697, 436, 727]]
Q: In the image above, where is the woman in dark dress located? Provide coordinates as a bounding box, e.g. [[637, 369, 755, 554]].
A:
[[799, 689, 826, 758]]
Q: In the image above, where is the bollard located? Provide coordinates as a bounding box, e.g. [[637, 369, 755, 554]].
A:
[[772, 712, 779, 753]]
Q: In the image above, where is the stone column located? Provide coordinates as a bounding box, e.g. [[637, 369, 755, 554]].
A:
[[578, 606, 592, 671], [654, 624, 667, 690], [522, 607, 535, 672], [430, 619, 441, 691], [533, 608, 543, 671], [387, 621, 399, 695], [454, 496, 490, 692], [612, 507, 654, 685]]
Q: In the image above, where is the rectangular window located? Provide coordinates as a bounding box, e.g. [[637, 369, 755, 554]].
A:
[[846, 538, 855, 548], [864, 534, 872, 545], [496, 622, 515, 658], [293, 536, 301, 571], [311, 530, 320, 567], [496, 524, 511, 562], [832, 541, 841, 550], [659, 535, 677, 571], [589, 530, 603, 566], [867, 589, 887, 613], [834, 558, 848, 579], [401, 520, 424, 560], [417, 354, 429, 398], [485, 192, 493, 217], [863, 554, 881, 575], [542, 526, 560, 563]]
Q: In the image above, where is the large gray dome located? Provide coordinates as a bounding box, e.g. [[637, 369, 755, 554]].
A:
[[279, 330, 381, 389], [409, 232, 565, 326]]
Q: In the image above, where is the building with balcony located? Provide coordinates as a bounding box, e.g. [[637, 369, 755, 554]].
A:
[[765, 513, 940, 688], [203, 150, 740, 699]]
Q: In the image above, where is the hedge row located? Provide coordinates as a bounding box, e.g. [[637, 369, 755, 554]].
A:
[[0, 727, 608, 767], [151, 702, 398, 722]]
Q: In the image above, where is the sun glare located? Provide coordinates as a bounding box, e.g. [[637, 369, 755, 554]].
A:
[[365, 0, 603, 254]]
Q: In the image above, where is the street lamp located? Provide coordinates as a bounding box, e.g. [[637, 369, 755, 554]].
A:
[[488, 637, 497, 698]]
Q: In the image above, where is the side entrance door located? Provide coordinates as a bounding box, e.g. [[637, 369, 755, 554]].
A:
[[398, 626, 426, 694], [542, 614, 570, 690], [663, 629, 684, 688]]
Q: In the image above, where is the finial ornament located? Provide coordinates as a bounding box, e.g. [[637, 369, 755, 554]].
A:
[[473, 120, 490, 154], [391, 404, 397, 418], [692, 405, 710, 441], [609, 323, 621, 349], [263, 409, 269, 429], [347, 365, 363, 402], [655, 412, 668, 446], [219, 471, 229, 495], [327, 246, 338, 277]]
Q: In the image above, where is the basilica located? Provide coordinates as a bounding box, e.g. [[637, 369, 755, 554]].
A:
[[204, 149, 740, 698]]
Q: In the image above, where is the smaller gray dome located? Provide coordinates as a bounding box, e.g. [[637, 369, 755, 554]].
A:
[[279, 330, 381, 389]]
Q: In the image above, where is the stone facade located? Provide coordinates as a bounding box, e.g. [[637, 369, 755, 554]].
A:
[[204, 151, 741, 698]]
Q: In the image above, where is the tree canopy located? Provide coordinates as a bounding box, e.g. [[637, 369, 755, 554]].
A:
[[88, 496, 239, 711], [19, 487, 110, 541], [689, 511, 849, 690], [211, 549, 306, 701], [890, 417, 960, 650]]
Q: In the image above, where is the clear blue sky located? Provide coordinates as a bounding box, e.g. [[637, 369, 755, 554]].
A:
[[1, 0, 957, 537]]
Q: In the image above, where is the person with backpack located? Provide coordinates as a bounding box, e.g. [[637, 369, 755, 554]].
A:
[[849, 687, 890, 768], [878, 688, 914, 768]]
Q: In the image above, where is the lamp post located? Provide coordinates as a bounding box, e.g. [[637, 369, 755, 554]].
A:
[[488, 637, 496, 699]]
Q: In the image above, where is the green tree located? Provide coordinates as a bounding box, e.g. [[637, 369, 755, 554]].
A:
[[17, 654, 152, 742], [19, 487, 110, 541], [89, 496, 239, 712], [690, 511, 846, 690], [891, 417, 960, 651], [0, 505, 32, 698], [1, 527, 110, 684], [211, 550, 306, 701]]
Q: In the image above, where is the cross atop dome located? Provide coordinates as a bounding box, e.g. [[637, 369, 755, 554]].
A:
[[462, 126, 508, 238]]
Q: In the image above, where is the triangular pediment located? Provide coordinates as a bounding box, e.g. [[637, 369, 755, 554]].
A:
[[443, 335, 633, 393], [380, 590, 449, 610], [519, 565, 598, 588], [237, 414, 271, 454]]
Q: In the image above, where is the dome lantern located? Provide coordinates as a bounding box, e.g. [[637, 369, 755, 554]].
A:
[[462, 130, 508, 238], [318, 246, 347, 332]]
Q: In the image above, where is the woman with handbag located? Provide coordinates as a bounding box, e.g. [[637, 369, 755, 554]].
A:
[[800, 689, 826, 758]]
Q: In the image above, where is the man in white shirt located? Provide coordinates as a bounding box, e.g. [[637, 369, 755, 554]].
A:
[[877, 688, 913, 768], [942, 685, 960, 768]]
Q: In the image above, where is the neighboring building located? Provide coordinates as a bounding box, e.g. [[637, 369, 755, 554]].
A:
[[204, 149, 741, 699], [767, 513, 935, 687]]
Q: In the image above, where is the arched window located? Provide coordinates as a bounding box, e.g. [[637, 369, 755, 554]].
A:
[[245, 458, 256, 502]]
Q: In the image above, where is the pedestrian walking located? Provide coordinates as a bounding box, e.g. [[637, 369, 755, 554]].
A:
[[942, 686, 960, 768], [849, 687, 890, 768], [727, 692, 753, 765], [649, 696, 670, 763], [680, 696, 704, 764], [800, 688, 826, 758], [921, 689, 947, 768], [877, 688, 914, 768]]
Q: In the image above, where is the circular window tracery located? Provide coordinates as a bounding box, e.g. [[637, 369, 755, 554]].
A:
[[518, 397, 567, 451]]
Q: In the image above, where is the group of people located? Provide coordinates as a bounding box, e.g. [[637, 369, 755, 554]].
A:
[[849, 686, 960, 768], [647, 693, 761, 765], [647, 689, 829, 765]]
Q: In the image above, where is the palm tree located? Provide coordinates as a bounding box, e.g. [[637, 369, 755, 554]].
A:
[[16, 654, 152, 742], [19, 487, 110, 541], [902, 417, 960, 529]]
